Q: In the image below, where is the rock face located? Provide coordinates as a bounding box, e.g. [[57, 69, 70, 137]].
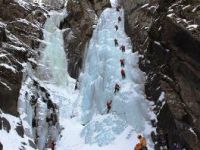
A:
[[121, 0, 200, 149], [60, 0, 111, 78], [0, 0, 46, 116]]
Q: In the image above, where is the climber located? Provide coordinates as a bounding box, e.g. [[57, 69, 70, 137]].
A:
[[135, 143, 142, 150], [46, 115, 52, 125], [50, 140, 56, 150], [32, 118, 37, 128], [75, 79, 79, 90], [47, 100, 54, 109], [106, 100, 112, 114], [121, 69, 126, 79], [116, 6, 121, 11], [120, 58, 125, 67], [0, 141, 3, 150], [30, 95, 37, 106], [138, 135, 148, 150], [118, 16, 122, 22], [120, 45, 125, 52], [114, 39, 118, 47], [115, 25, 118, 31], [51, 113, 57, 126], [114, 83, 120, 94]]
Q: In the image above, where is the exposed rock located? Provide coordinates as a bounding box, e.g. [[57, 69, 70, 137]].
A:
[[60, 0, 110, 78], [15, 122, 24, 138], [0, 0, 46, 115], [0, 117, 11, 133], [88, 0, 111, 16], [122, 0, 200, 149], [28, 140, 37, 149]]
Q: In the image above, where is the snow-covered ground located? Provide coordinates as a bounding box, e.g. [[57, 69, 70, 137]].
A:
[[16, 0, 156, 149]]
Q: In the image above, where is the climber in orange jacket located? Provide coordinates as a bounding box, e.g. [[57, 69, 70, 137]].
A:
[[121, 69, 126, 79], [135, 143, 142, 150], [120, 59, 125, 67], [138, 135, 148, 150]]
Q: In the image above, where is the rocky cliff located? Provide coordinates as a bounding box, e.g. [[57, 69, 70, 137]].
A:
[[0, 0, 47, 116], [121, 0, 200, 149], [60, 0, 111, 78]]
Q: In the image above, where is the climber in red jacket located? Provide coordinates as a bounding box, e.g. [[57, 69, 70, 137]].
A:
[[121, 69, 126, 79], [120, 59, 125, 67], [106, 100, 112, 113]]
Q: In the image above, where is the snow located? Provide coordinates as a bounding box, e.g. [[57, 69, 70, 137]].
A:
[[0, 81, 12, 91], [154, 41, 161, 46], [0, 113, 35, 150], [0, 21, 6, 27], [141, 4, 149, 9], [182, 5, 191, 10], [187, 24, 199, 30], [0, 63, 16, 73], [167, 13, 175, 18], [158, 92, 165, 102], [188, 127, 197, 136]]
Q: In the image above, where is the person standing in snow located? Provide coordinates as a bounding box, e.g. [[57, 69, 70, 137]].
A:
[[118, 16, 122, 22], [106, 100, 112, 113], [116, 6, 121, 11], [121, 69, 126, 79], [138, 135, 148, 150], [120, 58, 125, 67], [75, 79, 79, 90], [135, 143, 142, 150], [114, 39, 118, 47], [114, 83, 120, 93], [50, 140, 56, 150], [120, 45, 125, 52], [0, 142, 3, 150], [115, 25, 118, 31]]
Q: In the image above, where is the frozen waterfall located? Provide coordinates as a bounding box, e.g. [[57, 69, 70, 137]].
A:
[[57, 0, 155, 149], [18, 9, 72, 150], [37, 10, 69, 88]]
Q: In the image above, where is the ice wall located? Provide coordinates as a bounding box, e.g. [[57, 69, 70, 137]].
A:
[[37, 10, 69, 88], [18, 9, 69, 150], [79, 0, 154, 145]]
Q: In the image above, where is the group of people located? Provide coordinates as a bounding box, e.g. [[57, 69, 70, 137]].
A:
[[106, 5, 126, 114], [109, 5, 149, 150]]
